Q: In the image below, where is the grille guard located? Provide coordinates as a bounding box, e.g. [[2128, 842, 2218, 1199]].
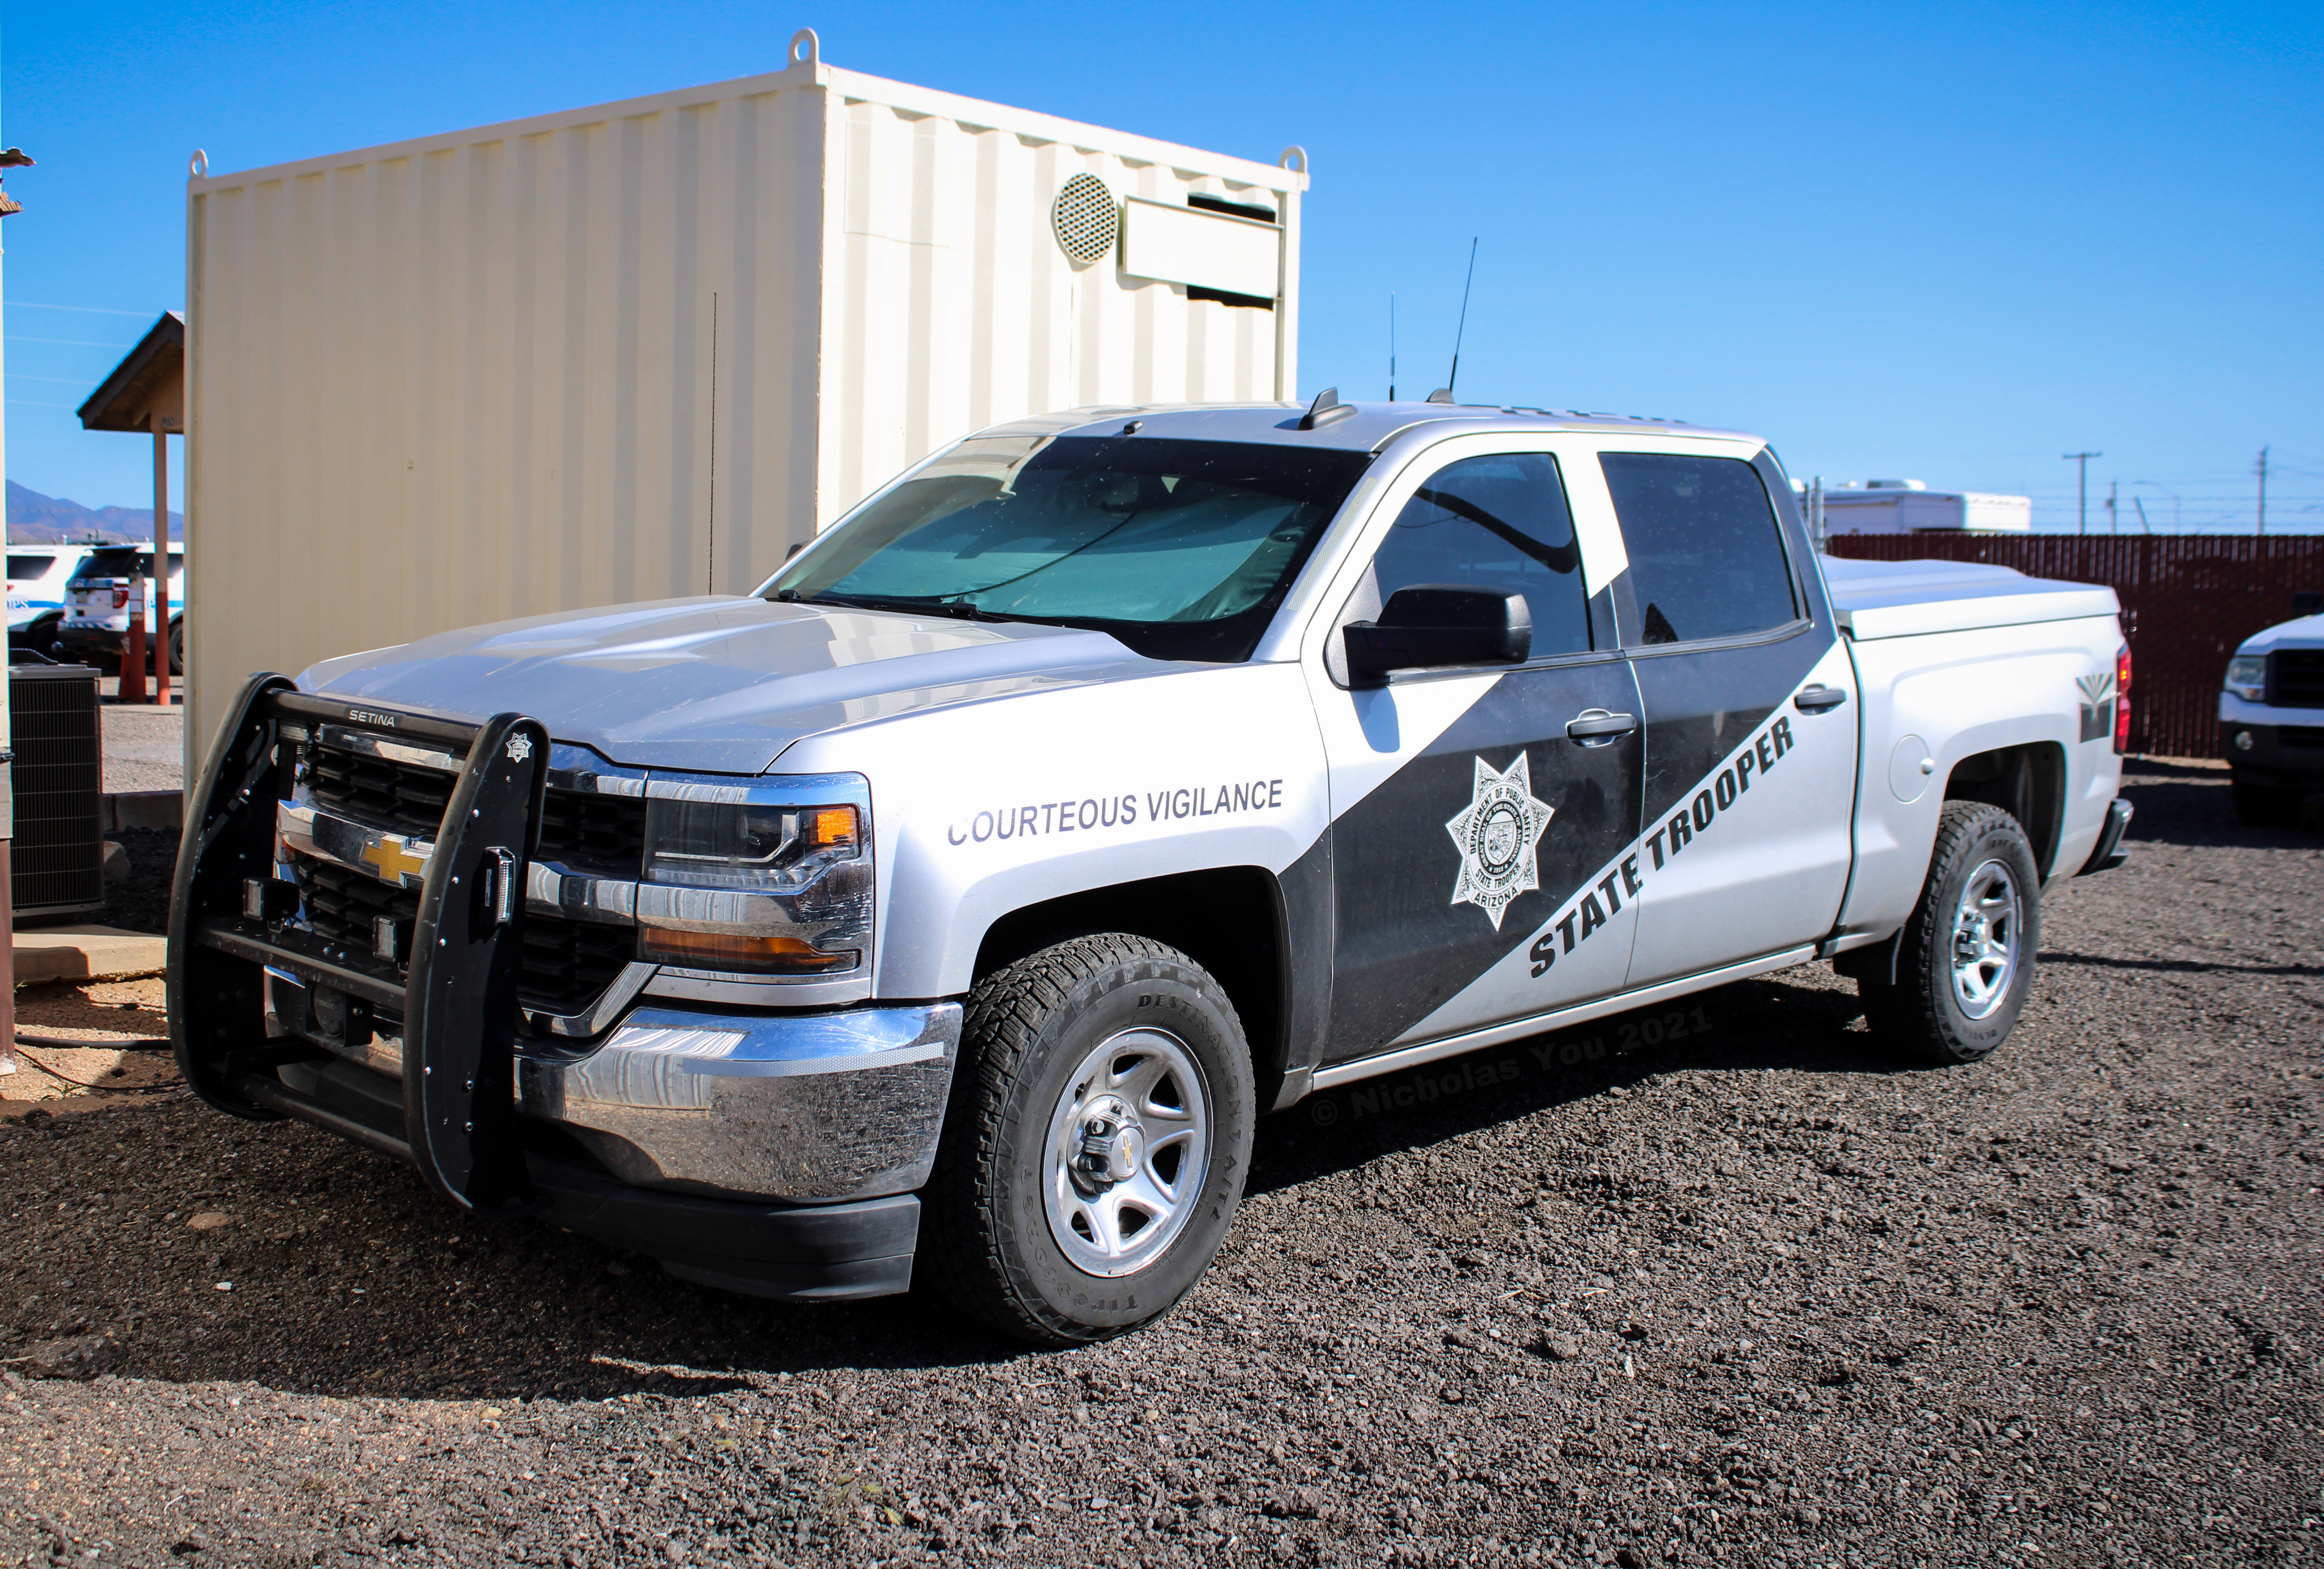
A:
[[169, 673, 552, 1216]]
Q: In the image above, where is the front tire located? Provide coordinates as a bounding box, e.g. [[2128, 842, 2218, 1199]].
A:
[[924, 934, 1254, 1346], [1859, 801, 2041, 1065]]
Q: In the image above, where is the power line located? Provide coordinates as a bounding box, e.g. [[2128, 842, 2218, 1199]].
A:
[[8, 301, 153, 316]]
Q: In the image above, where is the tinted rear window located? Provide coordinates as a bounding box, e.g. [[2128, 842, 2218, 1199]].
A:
[[73, 549, 179, 579], [7, 555, 55, 578], [1599, 453, 1797, 645]]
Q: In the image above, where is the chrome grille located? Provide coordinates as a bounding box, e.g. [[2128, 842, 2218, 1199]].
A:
[[519, 916, 637, 1014], [305, 746, 454, 836], [536, 788, 646, 876]]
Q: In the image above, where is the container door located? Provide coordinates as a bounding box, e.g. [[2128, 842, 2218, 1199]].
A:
[[1600, 448, 1859, 987], [1304, 443, 1644, 1065]]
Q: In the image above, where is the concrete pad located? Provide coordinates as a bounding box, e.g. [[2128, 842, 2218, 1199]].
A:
[[102, 790, 184, 831], [11, 924, 168, 983]]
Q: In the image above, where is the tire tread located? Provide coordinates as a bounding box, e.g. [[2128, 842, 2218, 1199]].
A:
[[923, 933, 1230, 1345], [1859, 801, 2034, 1066]]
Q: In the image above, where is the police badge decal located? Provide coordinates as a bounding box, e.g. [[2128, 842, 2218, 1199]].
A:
[[1446, 753, 1555, 931]]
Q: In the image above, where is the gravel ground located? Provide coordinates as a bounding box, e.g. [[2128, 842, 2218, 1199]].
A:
[[2, 759, 2317, 1568], [99, 704, 184, 798]]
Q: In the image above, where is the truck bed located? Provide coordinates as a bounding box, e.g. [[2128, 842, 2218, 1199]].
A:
[[1821, 554, 2119, 640]]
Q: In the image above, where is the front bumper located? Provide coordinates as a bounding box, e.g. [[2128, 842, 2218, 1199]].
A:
[[2219, 720, 2324, 790], [170, 675, 950, 1303], [516, 1002, 961, 1203], [256, 1053, 927, 1299]]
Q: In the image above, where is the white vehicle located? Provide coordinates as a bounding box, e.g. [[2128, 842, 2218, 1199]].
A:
[[2220, 601, 2324, 822], [172, 398, 2133, 1344], [6, 544, 93, 650], [58, 544, 185, 672]]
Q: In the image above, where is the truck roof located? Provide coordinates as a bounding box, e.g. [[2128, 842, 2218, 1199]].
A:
[[967, 400, 1766, 454]]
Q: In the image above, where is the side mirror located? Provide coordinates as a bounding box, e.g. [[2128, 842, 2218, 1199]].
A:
[[1344, 585, 1531, 687]]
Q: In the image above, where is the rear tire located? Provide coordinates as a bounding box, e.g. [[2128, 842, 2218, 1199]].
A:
[[2232, 780, 2300, 827], [1858, 801, 2041, 1066], [924, 934, 1254, 1346]]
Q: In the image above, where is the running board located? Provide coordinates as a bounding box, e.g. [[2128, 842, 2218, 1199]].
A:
[[1308, 945, 1818, 1091]]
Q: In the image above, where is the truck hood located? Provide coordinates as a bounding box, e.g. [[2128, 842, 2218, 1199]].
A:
[[300, 595, 1161, 775], [2237, 612, 2324, 655]]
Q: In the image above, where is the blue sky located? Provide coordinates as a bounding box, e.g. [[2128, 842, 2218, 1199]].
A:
[[3, 0, 2318, 531]]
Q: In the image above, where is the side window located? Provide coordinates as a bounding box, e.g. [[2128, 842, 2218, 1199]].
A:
[[1354, 452, 1591, 659], [1599, 453, 1797, 646]]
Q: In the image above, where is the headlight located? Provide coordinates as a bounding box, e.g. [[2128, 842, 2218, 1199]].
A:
[[645, 800, 861, 890], [2224, 654, 2268, 704], [637, 790, 872, 976]]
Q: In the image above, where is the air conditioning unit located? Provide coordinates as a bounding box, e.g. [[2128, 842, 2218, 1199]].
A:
[[10, 664, 106, 921]]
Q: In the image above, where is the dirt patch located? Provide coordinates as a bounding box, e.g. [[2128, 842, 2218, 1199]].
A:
[[0, 763, 2316, 1566]]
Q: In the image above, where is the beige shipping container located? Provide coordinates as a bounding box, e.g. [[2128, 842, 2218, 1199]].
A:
[[183, 28, 1308, 763]]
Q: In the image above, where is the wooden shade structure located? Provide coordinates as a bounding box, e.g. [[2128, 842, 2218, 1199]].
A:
[[75, 311, 182, 703]]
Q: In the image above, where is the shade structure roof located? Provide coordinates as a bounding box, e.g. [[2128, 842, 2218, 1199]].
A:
[[77, 311, 183, 432]]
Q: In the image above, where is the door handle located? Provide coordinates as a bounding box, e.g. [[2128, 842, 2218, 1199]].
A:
[[1794, 685, 1848, 713], [1566, 709, 1639, 744]]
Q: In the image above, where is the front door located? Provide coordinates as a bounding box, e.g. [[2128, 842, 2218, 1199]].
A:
[[1599, 447, 1860, 987], [1305, 441, 1645, 1064]]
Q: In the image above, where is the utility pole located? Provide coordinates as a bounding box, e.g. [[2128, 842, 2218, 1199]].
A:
[[0, 133, 27, 1079], [2106, 479, 2118, 535], [2063, 451, 2102, 536], [2256, 446, 2269, 536]]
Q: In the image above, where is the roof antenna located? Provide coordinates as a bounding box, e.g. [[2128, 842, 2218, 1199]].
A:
[[1432, 237, 1479, 405], [1388, 292, 1396, 402]]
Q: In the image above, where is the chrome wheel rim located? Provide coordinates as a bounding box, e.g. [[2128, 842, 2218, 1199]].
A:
[[1949, 859, 2022, 1020], [1043, 1028, 1211, 1279]]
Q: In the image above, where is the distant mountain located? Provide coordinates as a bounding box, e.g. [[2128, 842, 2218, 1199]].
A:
[[7, 480, 183, 544]]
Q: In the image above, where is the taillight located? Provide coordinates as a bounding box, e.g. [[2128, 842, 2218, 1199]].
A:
[[2114, 643, 2132, 754], [111, 586, 129, 609]]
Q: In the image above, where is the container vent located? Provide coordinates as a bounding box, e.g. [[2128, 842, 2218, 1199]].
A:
[[1051, 174, 1118, 264]]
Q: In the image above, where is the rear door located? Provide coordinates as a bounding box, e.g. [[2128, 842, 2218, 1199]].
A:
[[1300, 435, 1645, 1063], [1599, 444, 1860, 987]]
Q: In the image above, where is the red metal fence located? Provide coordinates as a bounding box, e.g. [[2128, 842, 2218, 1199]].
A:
[[1822, 535, 2324, 760]]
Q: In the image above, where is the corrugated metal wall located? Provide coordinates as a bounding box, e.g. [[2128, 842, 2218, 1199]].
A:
[[184, 53, 1304, 763], [1825, 535, 2324, 759]]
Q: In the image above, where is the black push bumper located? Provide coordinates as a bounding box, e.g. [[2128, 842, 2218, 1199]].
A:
[[166, 674, 918, 1301]]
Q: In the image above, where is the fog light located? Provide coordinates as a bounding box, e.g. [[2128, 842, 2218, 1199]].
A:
[[2233, 730, 2255, 751]]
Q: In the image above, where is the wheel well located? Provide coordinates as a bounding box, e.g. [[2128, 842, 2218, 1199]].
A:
[[1944, 742, 2065, 877], [973, 867, 1286, 1086]]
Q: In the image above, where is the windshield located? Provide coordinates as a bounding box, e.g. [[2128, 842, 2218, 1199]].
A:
[[765, 435, 1371, 662]]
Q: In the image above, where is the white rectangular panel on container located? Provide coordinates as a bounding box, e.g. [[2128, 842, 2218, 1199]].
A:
[[183, 43, 1305, 769], [1117, 199, 1282, 300]]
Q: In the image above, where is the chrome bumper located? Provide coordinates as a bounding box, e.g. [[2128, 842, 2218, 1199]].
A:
[[516, 1002, 962, 1204]]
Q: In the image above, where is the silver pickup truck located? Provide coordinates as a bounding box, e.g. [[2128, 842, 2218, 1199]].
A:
[[171, 397, 2133, 1344]]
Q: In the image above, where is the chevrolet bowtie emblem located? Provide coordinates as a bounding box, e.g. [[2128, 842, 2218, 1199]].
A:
[[361, 835, 430, 886]]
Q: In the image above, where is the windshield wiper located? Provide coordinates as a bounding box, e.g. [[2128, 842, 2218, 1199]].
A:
[[801, 591, 1016, 624]]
